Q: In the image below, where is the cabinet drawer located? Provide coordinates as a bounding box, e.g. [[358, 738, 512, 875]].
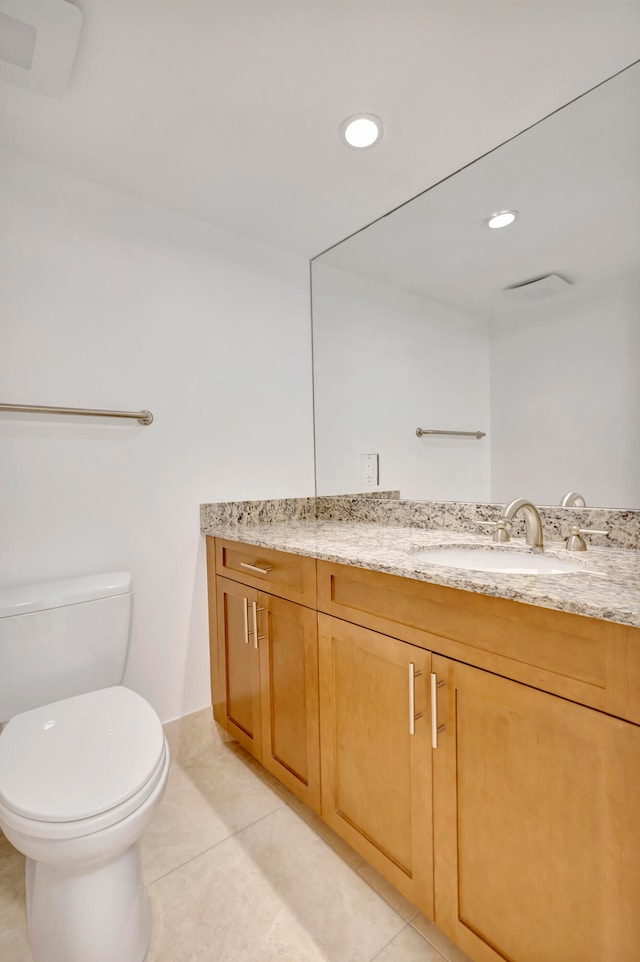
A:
[[317, 560, 640, 723], [215, 538, 317, 607]]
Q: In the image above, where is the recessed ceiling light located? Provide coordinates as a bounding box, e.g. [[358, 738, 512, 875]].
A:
[[340, 114, 383, 149], [485, 210, 519, 229]]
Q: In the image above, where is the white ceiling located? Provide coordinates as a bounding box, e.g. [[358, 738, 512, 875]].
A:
[[318, 61, 640, 319], [1, 1, 640, 257]]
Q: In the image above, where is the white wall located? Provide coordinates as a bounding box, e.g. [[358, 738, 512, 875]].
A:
[[0, 151, 315, 723], [312, 264, 491, 501], [489, 272, 640, 507]]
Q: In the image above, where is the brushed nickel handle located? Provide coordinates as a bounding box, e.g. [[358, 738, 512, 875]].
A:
[[430, 673, 446, 748], [240, 562, 273, 576], [565, 526, 610, 551], [242, 597, 249, 645], [408, 664, 424, 735], [251, 602, 261, 649], [477, 519, 511, 543], [256, 607, 267, 643], [409, 664, 415, 735]]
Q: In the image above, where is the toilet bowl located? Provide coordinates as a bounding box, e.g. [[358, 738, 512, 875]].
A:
[[0, 574, 170, 962], [0, 686, 169, 962]]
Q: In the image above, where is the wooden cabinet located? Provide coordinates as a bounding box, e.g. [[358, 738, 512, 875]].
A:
[[317, 559, 640, 725], [318, 614, 434, 916], [432, 654, 640, 962], [215, 576, 262, 758], [207, 536, 640, 962], [208, 539, 321, 812], [258, 592, 320, 812], [215, 538, 316, 607]]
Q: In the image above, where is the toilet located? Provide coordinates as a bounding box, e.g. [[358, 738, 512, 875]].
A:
[[0, 572, 169, 962]]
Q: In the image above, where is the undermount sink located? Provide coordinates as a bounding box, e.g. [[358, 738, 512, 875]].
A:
[[411, 546, 583, 575]]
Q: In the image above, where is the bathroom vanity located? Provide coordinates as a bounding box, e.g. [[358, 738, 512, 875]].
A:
[[203, 509, 640, 962]]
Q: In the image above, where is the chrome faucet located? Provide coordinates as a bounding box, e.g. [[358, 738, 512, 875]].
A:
[[501, 498, 544, 548]]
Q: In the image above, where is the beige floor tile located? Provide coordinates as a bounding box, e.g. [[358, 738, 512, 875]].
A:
[[141, 746, 284, 884], [163, 713, 237, 764], [247, 761, 421, 921], [372, 924, 448, 962], [411, 914, 474, 962], [231, 748, 366, 870], [209, 744, 420, 918], [147, 805, 407, 962], [0, 834, 30, 962]]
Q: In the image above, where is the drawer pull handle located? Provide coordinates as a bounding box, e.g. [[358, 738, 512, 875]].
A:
[[242, 597, 249, 645], [431, 673, 445, 748], [408, 664, 423, 735], [240, 562, 273, 576]]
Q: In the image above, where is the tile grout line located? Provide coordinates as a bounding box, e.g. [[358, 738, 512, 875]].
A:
[[366, 920, 413, 962], [176, 746, 462, 959], [231, 752, 427, 925], [147, 801, 285, 888], [408, 917, 466, 962]]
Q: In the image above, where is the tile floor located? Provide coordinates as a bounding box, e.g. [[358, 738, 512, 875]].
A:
[[0, 724, 472, 962]]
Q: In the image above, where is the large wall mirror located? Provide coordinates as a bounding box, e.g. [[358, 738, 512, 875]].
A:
[[311, 61, 640, 509]]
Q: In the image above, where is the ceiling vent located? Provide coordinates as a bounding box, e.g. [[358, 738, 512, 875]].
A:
[[0, 0, 82, 97], [504, 273, 573, 302]]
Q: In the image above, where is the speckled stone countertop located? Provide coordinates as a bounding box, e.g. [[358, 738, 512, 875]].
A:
[[201, 517, 640, 629]]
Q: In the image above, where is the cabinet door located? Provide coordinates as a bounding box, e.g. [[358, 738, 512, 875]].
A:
[[216, 577, 262, 758], [432, 654, 640, 962], [318, 613, 433, 916], [258, 593, 321, 812]]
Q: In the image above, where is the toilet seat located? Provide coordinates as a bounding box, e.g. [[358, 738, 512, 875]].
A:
[[0, 686, 166, 839]]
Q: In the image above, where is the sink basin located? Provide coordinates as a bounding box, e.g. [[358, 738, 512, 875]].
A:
[[411, 546, 582, 575]]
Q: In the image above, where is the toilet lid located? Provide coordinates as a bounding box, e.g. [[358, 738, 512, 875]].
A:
[[0, 686, 165, 822]]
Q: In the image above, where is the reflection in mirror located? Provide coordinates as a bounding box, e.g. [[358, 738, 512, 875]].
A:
[[312, 61, 640, 509]]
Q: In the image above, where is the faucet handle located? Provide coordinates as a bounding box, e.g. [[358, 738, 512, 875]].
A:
[[565, 526, 610, 552], [477, 519, 511, 543]]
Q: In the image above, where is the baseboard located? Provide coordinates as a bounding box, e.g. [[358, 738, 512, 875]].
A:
[[162, 706, 235, 762]]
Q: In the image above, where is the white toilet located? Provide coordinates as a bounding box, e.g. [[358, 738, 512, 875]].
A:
[[0, 572, 169, 962]]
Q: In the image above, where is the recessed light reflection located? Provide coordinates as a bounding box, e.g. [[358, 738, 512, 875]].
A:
[[486, 210, 519, 229]]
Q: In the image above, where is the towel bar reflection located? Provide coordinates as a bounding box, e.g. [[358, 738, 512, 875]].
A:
[[0, 403, 153, 425], [416, 427, 485, 439]]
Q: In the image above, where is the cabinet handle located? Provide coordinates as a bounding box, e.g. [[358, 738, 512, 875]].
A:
[[256, 607, 266, 644], [242, 597, 249, 645], [408, 664, 424, 735], [240, 562, 273, 576], [251, 601, 259, 649], [430, 673, 446, 748]]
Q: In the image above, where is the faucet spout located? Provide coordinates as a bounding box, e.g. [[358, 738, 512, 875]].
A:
[[501, 498, 544, 548]]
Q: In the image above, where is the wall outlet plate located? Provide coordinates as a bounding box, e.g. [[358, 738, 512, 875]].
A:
[[361, 453, 379, 486]]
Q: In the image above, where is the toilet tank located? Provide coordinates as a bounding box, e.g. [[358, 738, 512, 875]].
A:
[[0, 572, 132, 723]]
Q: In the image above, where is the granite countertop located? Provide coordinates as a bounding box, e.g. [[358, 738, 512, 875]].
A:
[[201, 518, 640, 628]]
